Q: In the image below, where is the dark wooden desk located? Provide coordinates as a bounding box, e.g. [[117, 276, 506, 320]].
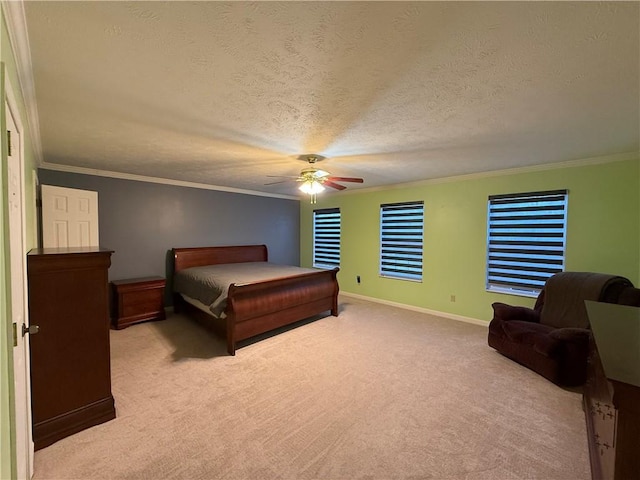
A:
[[584, 301, 640, 480]]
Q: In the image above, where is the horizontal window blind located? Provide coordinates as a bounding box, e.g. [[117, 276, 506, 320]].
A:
[[313, 208, 340, 268], [487, 190, 567, 292], [380, 201, 424, 281]]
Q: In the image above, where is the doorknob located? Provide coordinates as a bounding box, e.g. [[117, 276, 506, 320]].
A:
[[22, 323, 40, 336]]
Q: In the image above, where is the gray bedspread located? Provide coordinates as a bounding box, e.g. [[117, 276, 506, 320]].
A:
[[173, 262, 318, 317]]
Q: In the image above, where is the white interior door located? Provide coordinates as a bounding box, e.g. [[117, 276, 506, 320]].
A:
[[41, 185, 99, 248], [7, 81, 33, 480]]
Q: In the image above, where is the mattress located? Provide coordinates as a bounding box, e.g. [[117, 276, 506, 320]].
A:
[[180, 293, 219, 317], [173, 262, 317, 317]]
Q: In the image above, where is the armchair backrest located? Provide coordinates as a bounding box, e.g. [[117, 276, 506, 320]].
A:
[[539, 272, 632, 329]]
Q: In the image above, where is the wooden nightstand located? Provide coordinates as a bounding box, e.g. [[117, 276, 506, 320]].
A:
[[111, 276, 166, 329]]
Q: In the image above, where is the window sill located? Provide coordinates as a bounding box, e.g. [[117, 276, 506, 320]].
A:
[[486, 285, 539, 299], [380, 274, 423, 283], [313, 264, 339, 270]]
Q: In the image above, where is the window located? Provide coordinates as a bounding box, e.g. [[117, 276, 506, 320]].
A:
[[380, 201, 424, 281], [313, 208, 340, 268], [486, 189, 568, 294]]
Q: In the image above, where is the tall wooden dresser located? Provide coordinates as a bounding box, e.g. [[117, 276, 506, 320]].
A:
[[27, 247, 115, 450]]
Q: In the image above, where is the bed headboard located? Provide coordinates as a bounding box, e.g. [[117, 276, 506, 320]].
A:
[[173, 245, 268, 272]]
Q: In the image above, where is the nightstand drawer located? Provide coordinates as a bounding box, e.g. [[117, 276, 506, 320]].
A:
[[121, 289, 162, 315], [111, 276, 166, 329]]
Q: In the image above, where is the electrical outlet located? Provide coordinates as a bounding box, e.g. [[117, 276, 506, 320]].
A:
[[450, 294, 456, 302], [357, 275, 361, 284]]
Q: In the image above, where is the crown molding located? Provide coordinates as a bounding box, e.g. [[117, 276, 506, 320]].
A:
[[39, 161, 300, 201], [337, 150, 640, 196], [40, 149, 638, 202], [2, 0, 43, 165]]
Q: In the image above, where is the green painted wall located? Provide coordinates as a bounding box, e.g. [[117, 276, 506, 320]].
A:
[[1, 9, 38, 479], [301, 157, 640, 322]]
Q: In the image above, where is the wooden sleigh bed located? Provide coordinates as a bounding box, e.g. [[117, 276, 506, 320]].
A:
[[172, 244, 339, 355]]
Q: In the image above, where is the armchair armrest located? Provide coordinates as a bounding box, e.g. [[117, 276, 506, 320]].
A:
[[491, 302, 541, 323], [549, 327, 590, 345]]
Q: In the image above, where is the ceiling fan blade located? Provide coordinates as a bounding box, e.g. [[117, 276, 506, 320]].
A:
[[327, 176, 364, 183], [264, 180, 295, 185], [266, 175, 300, 178], [323, 180, 347, 191]]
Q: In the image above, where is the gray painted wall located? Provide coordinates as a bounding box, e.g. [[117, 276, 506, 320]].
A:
[[37, 169, 301, 303]]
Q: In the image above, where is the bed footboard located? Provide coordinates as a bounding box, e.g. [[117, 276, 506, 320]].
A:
[[172, 245, 339, 355], [225, 268, 339, 355]]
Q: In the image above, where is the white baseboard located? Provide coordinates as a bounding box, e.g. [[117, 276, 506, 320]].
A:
[[167, 293, 488, 328], [339, 291, 489, 328]]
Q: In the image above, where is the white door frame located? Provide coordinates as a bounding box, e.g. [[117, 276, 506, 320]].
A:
[[6, 69, 33, 480]]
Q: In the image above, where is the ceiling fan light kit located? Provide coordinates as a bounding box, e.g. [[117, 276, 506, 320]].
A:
[[299, 180, 325, 204], [271, 154, 365, 203], [298, 180, 325, 195]]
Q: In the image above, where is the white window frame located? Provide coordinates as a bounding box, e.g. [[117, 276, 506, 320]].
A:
[[379, 201, 424, 282], [313, 208, 341, 269], [486, 189, 568, 297]]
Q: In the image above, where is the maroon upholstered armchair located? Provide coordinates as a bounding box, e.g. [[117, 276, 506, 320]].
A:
[[488, 272, 632, 386]]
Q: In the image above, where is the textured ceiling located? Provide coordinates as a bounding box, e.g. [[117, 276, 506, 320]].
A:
[[24, 1, 640, 198]]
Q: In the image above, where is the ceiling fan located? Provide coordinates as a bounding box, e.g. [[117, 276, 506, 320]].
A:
[[266, 155, 364, 203]]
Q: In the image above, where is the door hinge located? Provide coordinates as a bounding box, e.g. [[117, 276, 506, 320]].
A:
[[7, 130, 11, 157], [12, 322, 17, 347]]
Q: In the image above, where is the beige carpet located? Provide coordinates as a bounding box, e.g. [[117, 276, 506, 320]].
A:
[[33, 296, 590, 479]]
